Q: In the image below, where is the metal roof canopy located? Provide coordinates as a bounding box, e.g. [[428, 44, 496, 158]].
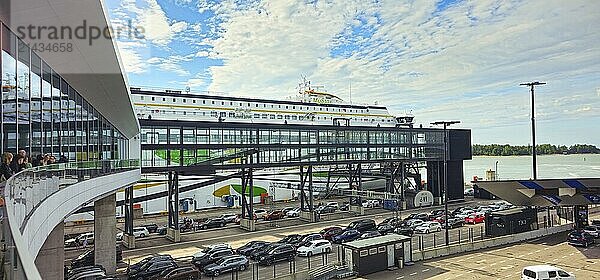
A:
[[343, 234, 411, 250], [474, 178, 600, 206]]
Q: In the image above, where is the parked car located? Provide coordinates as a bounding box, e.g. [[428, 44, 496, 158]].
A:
[[326, 202, 339, 209], [157, 226, 167, 235], [71, 247, 123, 268], [292, 233, 324, 248], [281, 207, 295, 215], [339, 203, 350, 211], [451, 206, 472, 216], [191, 249, 235, 268], [285, 207, 300, 217], [257, 244, 296, 266], [359, 231, 382, 240], [66, 266, 106, 280], [414, 222, 442, 234], [140, 223, 159, 234], [591, 220, 600, 226], [454, 210, 475, 220], [361, 200, 380, 208], [128, 259, 177, 279], [65, 232, 94, 247], [394, 227, 414, 237], [428, 210, 446, 221], [296, 240, 332, 257], [264, 210, 285, 221], [465, 214, 485, 224], [347, 219, 376, 232], [133, 227, 150, 238], [203, 255, 249, 277], [376, 223, 396, 235], [219, 213, 238, 224], [380, 217, 402, 227], [521, 265, 575, 280], [464, 188, 474, 196], [155, 266, 200, 280], [236, 241, 271, 256], [253, 209, 268, 219], [249, 243, 282, 260], [403, 213, 429, 221], [127, 255, 173, 274], [405, 219, 425, 229], [315, 205, 336, 214], [197, 218, 226, 230], [441, 217, 464, 229], [193, 244, 231, 259], [320, 226, 344, 241], [332, 229, 361, 244], [583, 225, 600, 238], [568, 230, 595, 247]]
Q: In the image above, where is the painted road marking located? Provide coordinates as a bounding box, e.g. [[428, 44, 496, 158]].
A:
[[396, 277, 404, 279], [410, 272, 418, 276], [422, 269, 430, 272]]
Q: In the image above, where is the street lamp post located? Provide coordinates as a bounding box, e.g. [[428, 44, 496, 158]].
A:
[[431, 120, 460, 246], [495, 160, 499, 180], [519, 81, 546, 180]]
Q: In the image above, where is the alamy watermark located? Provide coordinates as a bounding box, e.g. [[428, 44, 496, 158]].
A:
[[16, 20, 145, 52]]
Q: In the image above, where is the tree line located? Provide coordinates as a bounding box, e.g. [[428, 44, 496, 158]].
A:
[[472, 144, 600, 156]]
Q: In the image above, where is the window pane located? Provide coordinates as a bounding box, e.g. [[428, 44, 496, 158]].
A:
[[30, 53, 42, 156], [2, 25, 17, 152], [17, 39, 30, 152]]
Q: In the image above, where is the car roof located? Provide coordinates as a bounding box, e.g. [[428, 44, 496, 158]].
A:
[[524, 265, 561, 272]]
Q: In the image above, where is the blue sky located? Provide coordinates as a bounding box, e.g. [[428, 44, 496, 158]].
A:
[[106, 0, 600, 146]]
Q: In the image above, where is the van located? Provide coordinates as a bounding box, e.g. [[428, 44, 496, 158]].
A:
[[521, 265, 575, 280], [347, 219, 376, 232]]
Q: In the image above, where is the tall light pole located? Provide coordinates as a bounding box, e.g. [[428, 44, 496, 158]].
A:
[[495, 160, 499, 180], [519, 81, 546, 180], [431, 120, 460, 246]]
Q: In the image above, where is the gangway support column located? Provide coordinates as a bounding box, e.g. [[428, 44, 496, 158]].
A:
[[300, 165, 317, 222], [123, 185, 135, 249], [94, 194, 117, 274], [167, 171, 181, 242], [348, 164, 365, 215], [35, 222, 64, 279]]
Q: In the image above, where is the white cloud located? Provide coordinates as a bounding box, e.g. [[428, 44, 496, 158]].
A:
[[115, 41, 148, 74], [139, 0, 189, 46]]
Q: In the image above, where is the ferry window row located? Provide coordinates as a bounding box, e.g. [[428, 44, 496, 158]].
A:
[[1, 22, 127, 161], [138, 95, 372, 113]]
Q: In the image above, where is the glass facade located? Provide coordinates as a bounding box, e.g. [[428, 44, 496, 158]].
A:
[[1, 22, 127, 160]]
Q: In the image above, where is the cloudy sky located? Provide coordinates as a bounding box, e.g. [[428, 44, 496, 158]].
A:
[[106, 0, 600, 146]]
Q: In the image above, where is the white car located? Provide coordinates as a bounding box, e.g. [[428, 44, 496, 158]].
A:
[[286, 208, 301, 217], [464, 188, 474, 196], [522, 265, 575, 280], [583, 225, 600, 238], [414, 222, 442, 234], [219, 213, 238, 223], [296, 240, 332, 257], [325, 202, 339, 209], [405, 219, 424, 229], [455, 210, 475, 219], [361, 200, 380, 208], [253, 209, 268, 219], [133, 227, 150, 238]]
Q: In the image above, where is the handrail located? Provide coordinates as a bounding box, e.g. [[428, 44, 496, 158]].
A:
[[1, 159, 140, 279]]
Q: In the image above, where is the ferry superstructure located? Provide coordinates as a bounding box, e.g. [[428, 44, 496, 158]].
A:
[[130, 81, 412, 127]]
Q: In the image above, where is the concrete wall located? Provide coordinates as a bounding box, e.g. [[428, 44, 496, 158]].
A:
[[412, 224, 573, 262]]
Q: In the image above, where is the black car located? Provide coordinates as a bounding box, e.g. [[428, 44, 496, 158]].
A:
[[127, 255, 173, 274], [339, 203, 350, 211], [128, 260, 178, 280], [71, 246, 123, 268], [568, 230, 595, 247], [204, 255, 249, 277], [403, 213, 429, 221], [141, 224, 159, 234], [428, 210, 446, 221], [197, 218, 226, 230], [592, 220, 600, 226], [441, 217, 464, 229], [250, 243, 282, 260], [394, 227, 414, 237], [278, 234, 303, 245], [376, 223, 396, 235], [257, 244, 296, 266], [380, 217, 402, 227], [66, 265, 106, 280], [290, 233, 323, 248], [154, 266, 200, 280], [236, 241, 271, 256], [347, 219, 376, 233], [315, 205, 336, 214], [191, 249, 234, 268], [157, 226, 167, 235]]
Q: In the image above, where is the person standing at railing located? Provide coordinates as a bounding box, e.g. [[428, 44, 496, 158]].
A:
[[0, 152, 15, 181], [24, 156, 33, 169]]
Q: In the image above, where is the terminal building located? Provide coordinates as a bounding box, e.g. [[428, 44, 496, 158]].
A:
[[1, 0, 140, 279]]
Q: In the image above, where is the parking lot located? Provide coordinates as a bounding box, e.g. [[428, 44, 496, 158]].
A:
[[364, 231, 600, 280]]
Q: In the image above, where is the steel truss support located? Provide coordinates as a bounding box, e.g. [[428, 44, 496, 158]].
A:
[[299, 165, 314, 212], [347, 164, 362, 206], [167, 171, 179, 230], [124, 185, 134, 236], [241, 154, 255, 220]]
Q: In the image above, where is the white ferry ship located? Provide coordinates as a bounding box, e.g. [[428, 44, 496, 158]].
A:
[[130, 79, 414, 127]]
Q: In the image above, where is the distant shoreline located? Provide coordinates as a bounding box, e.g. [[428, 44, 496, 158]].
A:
[[472, 144, 600, 156]]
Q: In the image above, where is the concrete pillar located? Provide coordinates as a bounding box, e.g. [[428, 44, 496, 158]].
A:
[[35, 223, 64, 280], [94, 194, 116, 274]]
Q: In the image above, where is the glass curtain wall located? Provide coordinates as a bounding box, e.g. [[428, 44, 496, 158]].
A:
[[0, 21, 127, 163]]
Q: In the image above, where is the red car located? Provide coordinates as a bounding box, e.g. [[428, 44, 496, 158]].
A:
[[464, 214, 485, 224], [320, 226, 344, 241]]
